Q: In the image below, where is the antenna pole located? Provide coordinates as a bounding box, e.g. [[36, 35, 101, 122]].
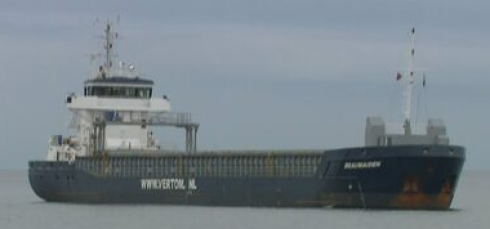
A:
[[403, 28, 416, 134], [103, 21, 116, 77]]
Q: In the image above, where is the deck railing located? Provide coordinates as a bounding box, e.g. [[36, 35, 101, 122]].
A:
[[96, 112, 197, 127]]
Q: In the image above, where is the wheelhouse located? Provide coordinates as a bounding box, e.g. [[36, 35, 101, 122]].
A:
[[84, 77, 153, 99]]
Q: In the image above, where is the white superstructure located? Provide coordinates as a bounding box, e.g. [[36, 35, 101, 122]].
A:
[[47, 22, 173, 161], [365, 28, 450, 147]]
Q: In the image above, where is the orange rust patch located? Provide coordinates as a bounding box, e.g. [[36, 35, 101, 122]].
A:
[[394, 175, 430, 208], [393, 176, 453, 209], [394, 192, 430, 208], [436, 179, 453, 208]]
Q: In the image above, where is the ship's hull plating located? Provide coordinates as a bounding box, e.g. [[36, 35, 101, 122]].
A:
[[28, 145, 465, 209]]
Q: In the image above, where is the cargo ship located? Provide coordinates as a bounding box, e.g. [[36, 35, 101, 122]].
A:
[[28, 24, 465, 209]]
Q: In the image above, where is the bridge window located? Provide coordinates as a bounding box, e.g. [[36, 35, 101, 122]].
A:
[[86, 86, 152, 99]]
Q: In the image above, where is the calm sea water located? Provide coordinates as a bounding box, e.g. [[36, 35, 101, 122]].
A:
[[0, 171, 488, 229]]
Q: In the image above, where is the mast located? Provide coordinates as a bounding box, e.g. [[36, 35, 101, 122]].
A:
[[403, 28, 416, 135], [102, 21, 118, 78]]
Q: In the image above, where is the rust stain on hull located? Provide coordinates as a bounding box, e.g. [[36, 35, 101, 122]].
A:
[[393, 176, 454, 209], [436, 179, 454, 208]]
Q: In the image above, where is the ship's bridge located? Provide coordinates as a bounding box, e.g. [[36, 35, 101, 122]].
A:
[[83, 76, 153, 99], [67, 76, 171, 112], [64, 76, 174, 154]]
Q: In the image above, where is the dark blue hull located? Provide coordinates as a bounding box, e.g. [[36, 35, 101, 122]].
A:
[[28, 145, 465, 209]]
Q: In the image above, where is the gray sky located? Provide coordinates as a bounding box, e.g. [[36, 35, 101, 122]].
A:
[[0, 0, 488, 170]]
